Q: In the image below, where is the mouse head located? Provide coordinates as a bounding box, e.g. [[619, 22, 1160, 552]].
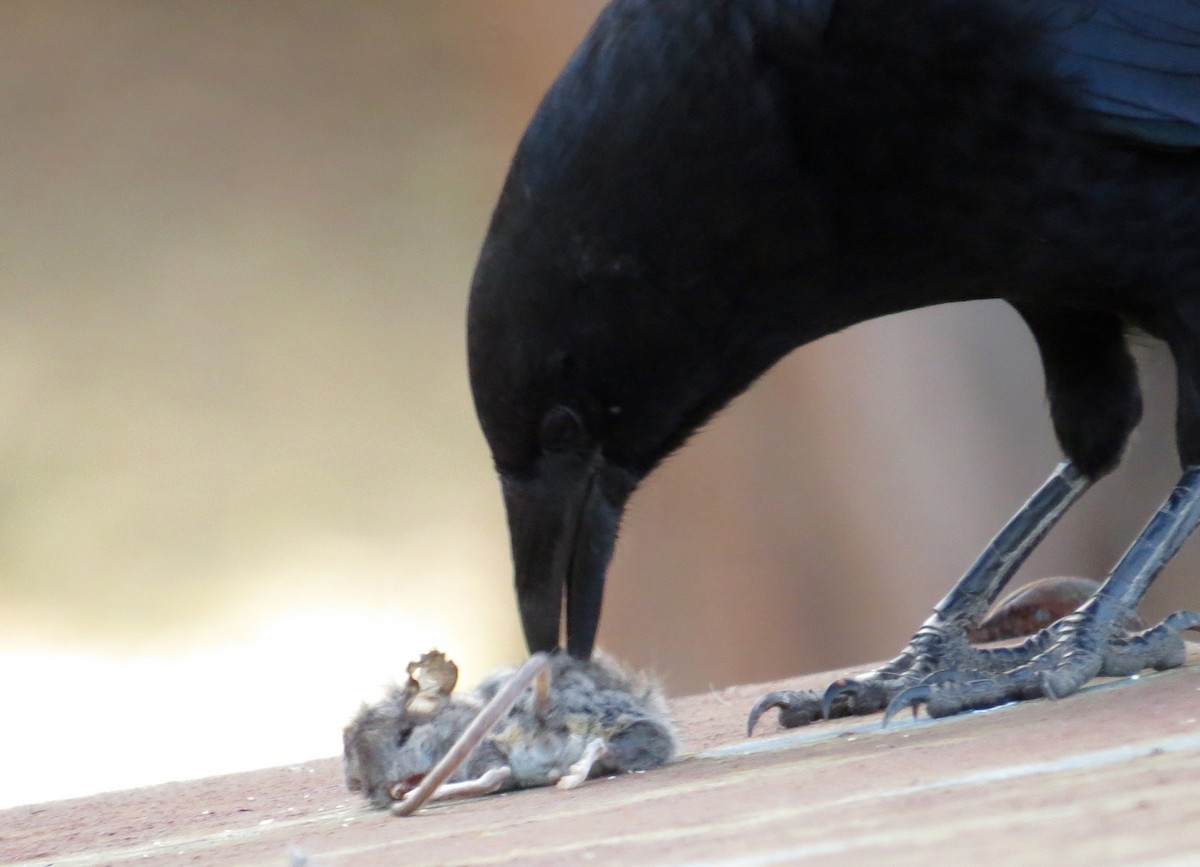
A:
[[342, 650, 464, 807]]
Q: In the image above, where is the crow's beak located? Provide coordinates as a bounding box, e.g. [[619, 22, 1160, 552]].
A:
[[502, 454, 632, 658]]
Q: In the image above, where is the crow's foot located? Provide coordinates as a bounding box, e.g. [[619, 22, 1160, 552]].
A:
[[746, 688, 824, 735], [746, 576, 1153, 735], [746, 619, 1035, 734], [884, 604, 1200, 724]]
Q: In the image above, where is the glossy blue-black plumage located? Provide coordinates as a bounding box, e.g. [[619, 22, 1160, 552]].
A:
[[466, 0, 1200, 663], [1016, 0, 1200, 146]]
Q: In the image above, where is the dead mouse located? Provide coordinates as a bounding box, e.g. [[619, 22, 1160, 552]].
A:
[[342, 649, 677, 815]]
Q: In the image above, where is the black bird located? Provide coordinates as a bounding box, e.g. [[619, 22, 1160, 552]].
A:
[[466, 0, 1200, 729]]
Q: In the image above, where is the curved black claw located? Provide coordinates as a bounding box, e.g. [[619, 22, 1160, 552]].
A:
[[882, 685, 932, 727], [884, 669, 1033, 722], [747, 602, 1198, 735], [820, 677, 891, 720], [875, 606, 1200, 721], [746, 689, 823, 735], [820, 679, 855, 719]]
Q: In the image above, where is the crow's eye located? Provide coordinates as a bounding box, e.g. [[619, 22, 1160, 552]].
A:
[[539, 405, 587, 452], [395, 728, 412, 749]]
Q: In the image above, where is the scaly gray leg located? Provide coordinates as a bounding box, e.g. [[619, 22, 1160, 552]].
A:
[[748, 461, 1090, 734], [886, 467, 1200, 722]]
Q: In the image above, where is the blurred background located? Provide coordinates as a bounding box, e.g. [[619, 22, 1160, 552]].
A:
[[1, 1, 1193, 809]]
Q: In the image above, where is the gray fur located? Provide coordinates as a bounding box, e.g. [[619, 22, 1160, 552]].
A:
[[343, 651, 677, 808]]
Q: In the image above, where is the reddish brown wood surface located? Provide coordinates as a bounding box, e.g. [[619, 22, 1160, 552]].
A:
[[4, 647, 1199, 866]]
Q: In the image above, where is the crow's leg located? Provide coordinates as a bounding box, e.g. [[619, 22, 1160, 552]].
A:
[[747, 461, 1089, 733], [885, 306, 1200, 721], [886, 468, 1200, 721], [748, 308, 1142, 735]]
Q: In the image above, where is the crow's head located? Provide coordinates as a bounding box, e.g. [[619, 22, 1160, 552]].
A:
[[467, 0, 831, 657]]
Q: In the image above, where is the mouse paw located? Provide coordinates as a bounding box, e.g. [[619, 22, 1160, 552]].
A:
[[557, 738, 611, 790]]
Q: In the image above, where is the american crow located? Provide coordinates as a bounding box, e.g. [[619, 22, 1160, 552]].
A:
[[466, 0, 1200, 729]]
